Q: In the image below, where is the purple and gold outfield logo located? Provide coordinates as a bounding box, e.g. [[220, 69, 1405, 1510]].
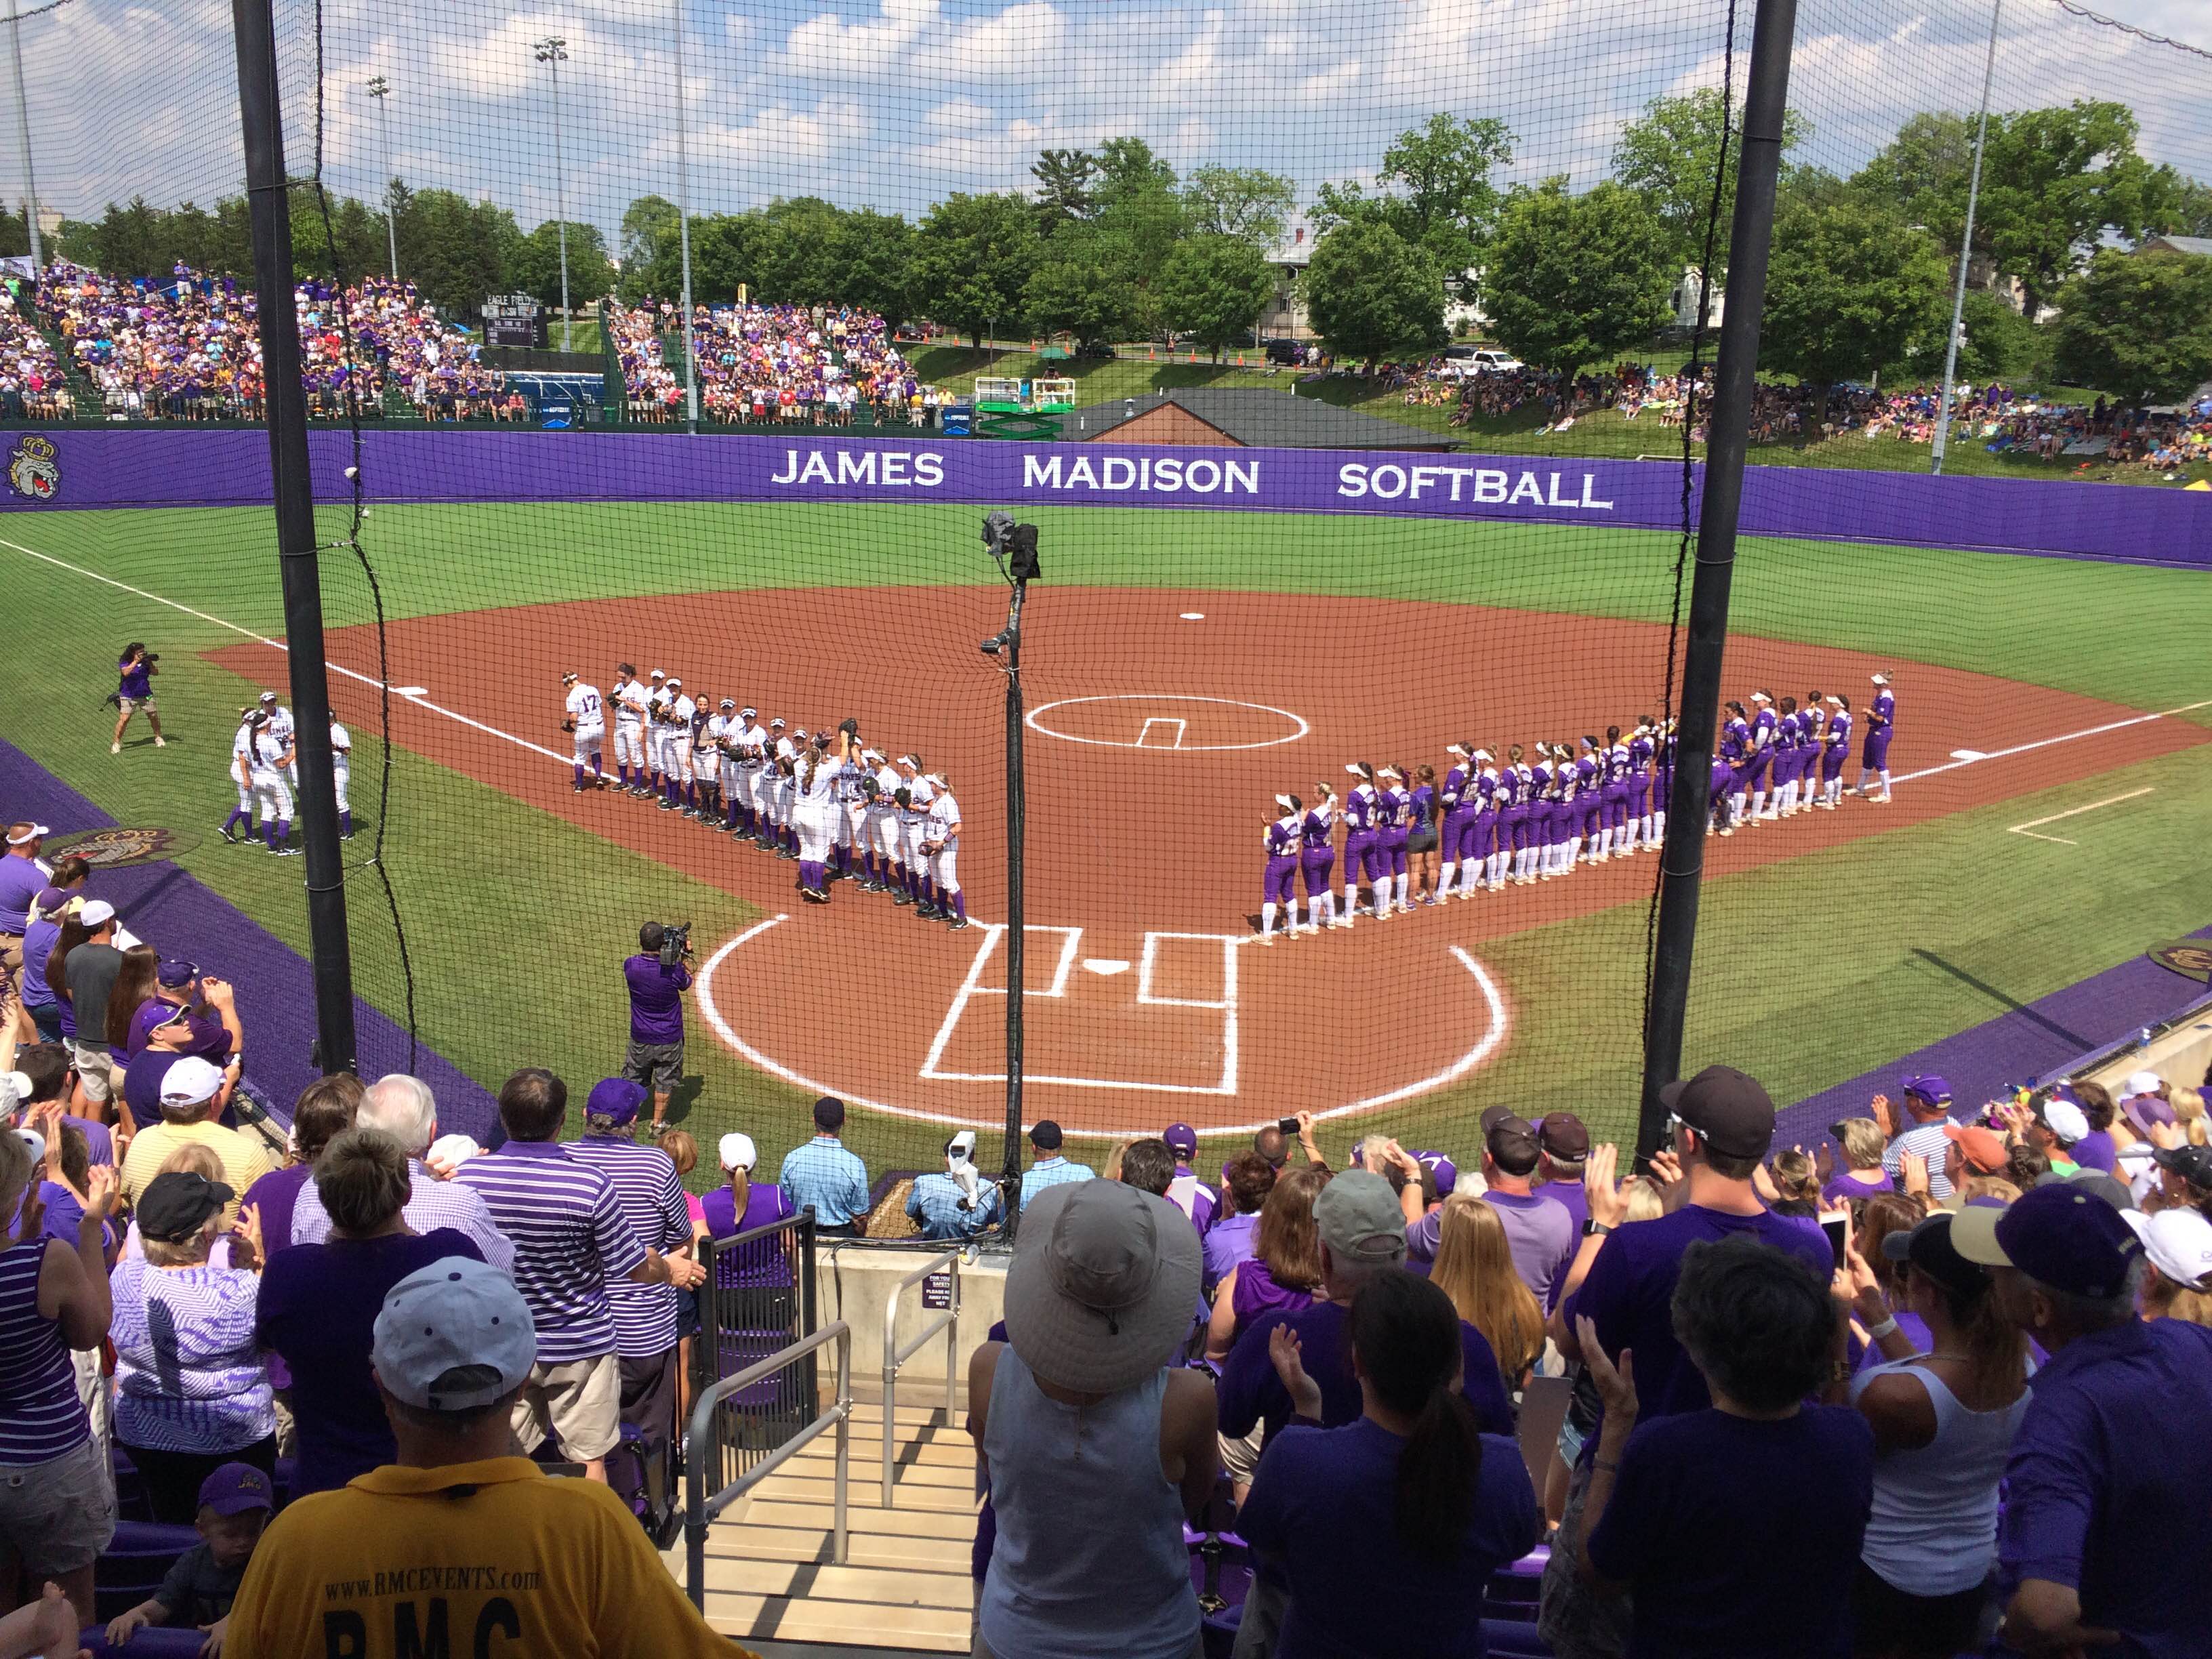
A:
[[42, 825, 196, 869], [2148, 941, 2212, 985], [6, 433, 58, 499]]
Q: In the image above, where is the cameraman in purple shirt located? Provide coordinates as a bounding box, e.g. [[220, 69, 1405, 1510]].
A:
[[621, 922, 692, 1134]]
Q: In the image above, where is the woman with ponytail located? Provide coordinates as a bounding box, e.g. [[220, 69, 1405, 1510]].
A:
[[1339, 764, 1379, 926], [1238, 1271, 1539, 1658]]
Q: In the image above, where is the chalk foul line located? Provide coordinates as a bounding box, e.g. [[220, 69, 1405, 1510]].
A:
[[2005, 786, 2156, 846]]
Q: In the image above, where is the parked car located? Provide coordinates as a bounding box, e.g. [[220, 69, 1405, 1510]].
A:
[[1467, 348, 1523, 375], [1263, 337, 1306, 365]]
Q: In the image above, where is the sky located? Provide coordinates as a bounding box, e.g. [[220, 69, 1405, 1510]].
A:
[[7, 0, 2207, 245]]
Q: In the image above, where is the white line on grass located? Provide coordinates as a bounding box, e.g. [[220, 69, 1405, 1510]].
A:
[[1888, 700, 2212, 787], [2005, 787, 2156, 846]]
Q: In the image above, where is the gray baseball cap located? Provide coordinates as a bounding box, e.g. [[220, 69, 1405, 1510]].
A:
[[373, 1256, 536, 1410]]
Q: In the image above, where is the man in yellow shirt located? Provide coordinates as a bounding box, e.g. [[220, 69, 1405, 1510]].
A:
[[226, 1255, 750, 1659], [117, 1055, 273, 1225]]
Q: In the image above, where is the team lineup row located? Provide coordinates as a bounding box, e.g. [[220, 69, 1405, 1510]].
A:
[[218, 692, 353, 856], [1255, 675, 1900, 939], [561, 667, 969, 924]]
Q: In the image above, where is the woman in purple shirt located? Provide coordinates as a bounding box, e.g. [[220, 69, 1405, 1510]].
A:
[[1261, 796, 1302, 945], [1299, 785, 1338, 933], [1628, 720, 1656, 851], [1820, 695, 1853, 808], [700, 1131, 802, 1409], [1523, 748, 1553, 884], [1496, 747, 1530, 886], [1406, 766, 1439, 907], [1374, 768, 1408, 918], [112, 642, 165, 754], [1339, 765, 1380, 925], [1574, 737, 1604, 866], [1204, 1166, 1326, 1364], [1438, 746, 1476, 900]]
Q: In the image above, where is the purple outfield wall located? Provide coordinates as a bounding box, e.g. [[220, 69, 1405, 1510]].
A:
[[3, 426, 2208, 567]]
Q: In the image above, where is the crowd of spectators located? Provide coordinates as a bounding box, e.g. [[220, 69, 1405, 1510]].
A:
[[24, 264, 525, 423], [6, 805, 2212, 1655], [607, 298, 941, 426], [0, 281, 68, 420]]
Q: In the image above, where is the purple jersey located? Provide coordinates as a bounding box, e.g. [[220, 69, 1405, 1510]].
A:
[[1374, 788, 1404, 830], [1575, 755, 1599, 792], [1442, 766, 1470, 812], [1826, 710, 1852, 750], [1869, 691, 1895, 732], [1605, 745, 1631, 784], [1345, 787, 1376, 831], [1752, 708, 1777, 750], [1721, 718, 1750, 761], [1475, 770, 1499, 808], [1265, 818, 1299, 859], [1301, 808, 1334, 852], [1528, 763, 1551, 800], [1409, 783, 1436, 827]]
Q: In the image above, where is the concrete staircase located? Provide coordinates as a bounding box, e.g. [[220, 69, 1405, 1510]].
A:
[[689, 1399, 977, 1654]]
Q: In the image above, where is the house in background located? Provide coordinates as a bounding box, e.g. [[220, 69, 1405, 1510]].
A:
[[1064, 388, 1459, 451]]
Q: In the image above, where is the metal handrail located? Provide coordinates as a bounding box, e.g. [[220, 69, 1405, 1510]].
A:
[[881, 1246, 963, 1508], [684, 1320, 852, 1613]]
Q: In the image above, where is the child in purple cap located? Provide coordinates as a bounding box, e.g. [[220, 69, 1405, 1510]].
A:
[[104, 1461, 272, 1650]]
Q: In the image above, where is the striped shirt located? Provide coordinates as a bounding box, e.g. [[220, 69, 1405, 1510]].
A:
[[291, 1161, 516, 1273], [110, 1257, 274, 1454], [567, 1134, 691, 1357], [779, 1135, 871, 1227], [1882, 1120, 1958, 1201], [1019, 1157, 1094, 1208], [0, 1235, 87, 1462], [453, 1140, 647, 1364]]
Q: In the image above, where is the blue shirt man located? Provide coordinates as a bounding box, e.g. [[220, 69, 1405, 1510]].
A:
[[1017, 1120, 1092, 1209], [779, 1097, 872, 1234], [907, 1140, 1002, 1242]]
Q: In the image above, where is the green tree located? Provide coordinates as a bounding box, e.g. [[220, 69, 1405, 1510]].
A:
[[392, 187, 522, 318], [0, 203, 25, 258], [617, 194, 680, 300], [2174, 177, 2212, 237], [1024, 224, 1139, 349], [1303, 220, 1445, 361], [1313, 113, 1513, 297], [1612, 88, 1809, 281], [1154, 234, 1274, 361], [1479, 180, 1673, 379], [909, 191, 1040, 345], [1903, 287, 2046, 383], [1092, 137, 1177, 212], [508, 219, 615, 310], [745, 196, 853, 304], [291, 192, 391, 285], [834, 207, 914, 327], [2051, 247, 2212, 405], [1030, 148, 1097, 234], [1181, 165, 1296, 249], [1761, 197, 1950, 424]]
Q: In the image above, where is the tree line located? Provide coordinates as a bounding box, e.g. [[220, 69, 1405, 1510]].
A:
[[24, 95, 2212, 402]]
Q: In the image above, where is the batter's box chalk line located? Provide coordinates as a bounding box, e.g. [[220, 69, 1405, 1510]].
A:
[[693, 916, 1513, 1136]]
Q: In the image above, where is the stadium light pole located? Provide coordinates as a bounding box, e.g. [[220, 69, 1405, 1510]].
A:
[[979, 512, 1040, 1240], [1931, 0, 2001, 477], [532, 37, 572, 353], [671, 0, 698, 432], [364, 75, 397, 279], [1639, 0, 1798, 1166], [232, 0, 358, 1078], [6, 0, 43, 272]]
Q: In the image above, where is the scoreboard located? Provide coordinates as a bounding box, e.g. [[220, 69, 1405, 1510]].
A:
[[483, 294, 547, 349]]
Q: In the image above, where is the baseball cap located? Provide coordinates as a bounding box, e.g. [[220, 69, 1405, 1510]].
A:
[[5, 823, 46, 845], [1901, 1073, 1952, 1105], [159, 1056, 227, 1108], [2037, 1097, 2089, 1145], [1162, 1123, 1198, 1158], [1538, 1112, 1590, 1160], [1942, 1123, 2010, 1176], [718, 1132, 758, 1172], [1478, 1104, 1516, 1137], [77, 899, 115, 930], [2122, 1069, 2163, 1100], [197, 1462, 273, 1517], [2121, 1094, 2177, 1136], [1313, 1170, 1407, 1265], [426, 1133, 482, 1168], [137, 1170, 235, 1243], [1485, 1113, 1541, 1174], [741, 707, 758, 719], [1415, 1150, 1458, 1197], [1030, 1120, 1064, 1151], [1660, 1065, 1776, 1161], [31, 886, 66, 918], [813, 1096, 846, 1131], [2152, 1144, 2212, 1189], [2070, 1170, 2135, 1211], [2123, 1207, 2212, 1292], [584, 1076, 647, 1128], [373, 1256, 537, 1411], [1951, 1183, 2142, 1298], [156, 958, 197, 988], [258, 690, 278, 703], [1879, 1212, 1989, 1301]]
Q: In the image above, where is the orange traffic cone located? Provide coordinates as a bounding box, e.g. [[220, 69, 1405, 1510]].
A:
[[1148, 345, 1155, 361], [1235, 352, 1245, 367], [1187, 346, 1197, 363]]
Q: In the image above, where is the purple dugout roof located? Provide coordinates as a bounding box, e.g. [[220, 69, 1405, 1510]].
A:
[[1, 427, 2206, 567]]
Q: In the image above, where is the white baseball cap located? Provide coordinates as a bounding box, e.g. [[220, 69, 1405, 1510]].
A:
[[2039, 1097, 2090, 1145], [668, 678, 682, 689], [1870, 673, 1890, 687], [426, 1132, 482, 1168], [650, 669, 665, 679], [78, 899, 116, 930], [159, 1056, 227, 1107], [5, 823, 47, 845], [2123, 1207, 2212, 1291], [0, 1069, 30, 1111], [11, 1125, 43, 1163], [258, 691, 279, 703], [2122, 1069, 2163, 1100], [718, 1132, 758, 1172], [740, 707, 758, 720], [373, 1256, 537, 1410]]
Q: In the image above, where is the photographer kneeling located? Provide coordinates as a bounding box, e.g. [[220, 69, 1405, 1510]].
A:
[[623, 922, 692, 1133]]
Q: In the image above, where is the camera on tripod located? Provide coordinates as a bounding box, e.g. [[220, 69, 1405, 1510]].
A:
[[658, 922, 693, 968]]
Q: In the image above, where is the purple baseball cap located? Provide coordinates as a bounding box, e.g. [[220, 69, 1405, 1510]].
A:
[[1162, 1122, 1198, 1158], [157, 958, 198, 989], [1414, 1150, 1458, 1196], [1952, 1182, 2144, 1298], [1901, 1073, 1952, 1105], [196, 1462, 273, 1517], [585, 1077, 647, 1127]]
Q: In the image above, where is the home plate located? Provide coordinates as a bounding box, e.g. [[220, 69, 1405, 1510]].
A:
[[1084, 959, 1131, 975], [1950, 749, 1987, 762]]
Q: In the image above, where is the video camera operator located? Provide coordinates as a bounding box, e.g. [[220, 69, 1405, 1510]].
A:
[[622, 922, 692, 1134], [110, 642, 166, 755]]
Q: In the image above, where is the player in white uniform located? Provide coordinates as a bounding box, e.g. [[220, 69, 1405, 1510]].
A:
[[769, 722, 799, 855], [561, 672, 606, 794], [611, 665, 650, 794], [220, 710, 259, 844], [329, 718, 353, 840], [830, 731, 866, 879], [256, 691, 299, 790], [925, 774, 967, 928], [790, 729, 856, 903], [243, 710, 298, 856], [729, 708, 766, 841], [644, 671, 672, 802], [858, 749, 898, 890], [893, 756, 936, 912], [662, 679, 696, 813], [695, 699, 728, 826]]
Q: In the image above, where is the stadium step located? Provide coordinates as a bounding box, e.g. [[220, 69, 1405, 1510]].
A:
[[689, 1401, 977, 1654]]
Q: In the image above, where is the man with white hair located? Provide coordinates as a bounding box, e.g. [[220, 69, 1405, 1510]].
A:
[[291, 1073, 513, 1270]]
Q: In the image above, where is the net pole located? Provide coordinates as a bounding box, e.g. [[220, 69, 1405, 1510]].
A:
[[231, 0, 358, 1076], [5, 0, 42, 272], [672, 0, 698, 434], [1001, 575, 1028, 1241], [547, 43, 570, 354], [367, 78, 397, 281], [1639, 0, 1798, 1162], [1930, 0, 2001, 476]]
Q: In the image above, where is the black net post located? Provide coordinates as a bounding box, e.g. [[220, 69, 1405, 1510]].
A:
[[231, 0, 356, 1076], [1639, 0, 1800, 1162]]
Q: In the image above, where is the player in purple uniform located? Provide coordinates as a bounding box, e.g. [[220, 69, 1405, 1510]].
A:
[[1261, 795, 1302, 943], [1532, 745, 1563, 881], [1340, 764, 1380, 926], [1789, 693, 1825, 817], [1623, 718, 1654, 854], [1765, 697, 1799, 818], [1856, 673, 1896, 803], [1572, 737, 1602, 867], [1500, 745, 1534, 885], [1599, 725, 1632, 860], [1707, 751, 1736, 836], [1719, 701, 1752, 831], [1470, 751, 1502, 892], [1378, 767, 1412, 914], [1820, 693, 1853, 807], [1747, 691, 1779, 821], [1437, 745, 1475, 901], [1407, 764, 1440, 906], [1301, 784, 1339, 933], [1515, 747, 1544, 883]]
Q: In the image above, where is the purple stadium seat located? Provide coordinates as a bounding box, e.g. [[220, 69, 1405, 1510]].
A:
[[93, 1522, 201, 1622], [1481, 1618, 1555, 1656], [79, 1628, 213, 1658]]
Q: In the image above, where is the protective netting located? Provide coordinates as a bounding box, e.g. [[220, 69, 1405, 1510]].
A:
[[0, 0, 2206, 1201]]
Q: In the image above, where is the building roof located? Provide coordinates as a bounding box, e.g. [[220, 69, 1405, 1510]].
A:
[[2146, 234, 2212, 258], [1065, 388, 1458, 451]]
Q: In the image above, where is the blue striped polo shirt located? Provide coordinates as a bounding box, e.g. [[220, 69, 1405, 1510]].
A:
[[453, 1139, 647, 1364], [567, 1134, 691, 1358], [110, 1257, 274, 1454], [0, 1235, 87, 1462]]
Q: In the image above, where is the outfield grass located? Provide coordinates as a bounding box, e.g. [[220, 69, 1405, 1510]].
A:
[[2, 498, 2207, 1168]]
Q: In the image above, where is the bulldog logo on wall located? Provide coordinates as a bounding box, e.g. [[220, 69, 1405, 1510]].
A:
[[7, 433, 58, 500], [41, 825, 196, 869], [2147, 940, 2212, 985]]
